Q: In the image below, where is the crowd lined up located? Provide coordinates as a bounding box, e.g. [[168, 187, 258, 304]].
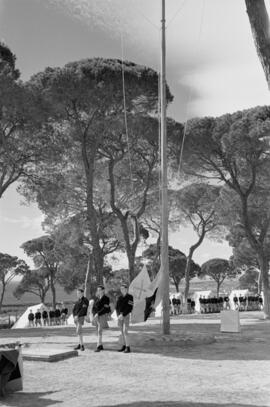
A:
[[231, 295, 263, 312], [27, 294, 264, 327], [28, 305, 69, 327], [169, 294, 264, 315]]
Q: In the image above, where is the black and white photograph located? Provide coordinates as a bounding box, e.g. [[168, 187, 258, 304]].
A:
[[0, 1, 270, 406]]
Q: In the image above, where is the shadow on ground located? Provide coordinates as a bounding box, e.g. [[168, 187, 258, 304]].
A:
[[91, 319, 270, 362], [100, 402, 269, 407], [1, 314, 270, 362], [1, 391, 61, 407]]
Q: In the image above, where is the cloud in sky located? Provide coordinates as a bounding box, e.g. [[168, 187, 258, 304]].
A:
[[44, 0, 270, 121], [0, 215, 44, 232]]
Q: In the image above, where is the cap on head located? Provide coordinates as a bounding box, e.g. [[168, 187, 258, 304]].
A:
[[77, 288, 84, 293], [120, 283, 128, 289], [97, 285, 105, 290]]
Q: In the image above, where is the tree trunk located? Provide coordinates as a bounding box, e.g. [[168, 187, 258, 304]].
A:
[[84, 254, 96, 298], [81, 136, 104, 285], [173, 278, 179, 293], [184, 253, 193, 304], [258, 254, 270, 319], [216, 281, 220, 297], [0, 283, 6, 313], [183, 227, 206, 306], [127, 248, 136, 283], [118, 215, 139, 283], [258, 268, 263, 294], [40, 290, 45, 303], [50, 273, 56, 310], [245, 0, 270, 89]]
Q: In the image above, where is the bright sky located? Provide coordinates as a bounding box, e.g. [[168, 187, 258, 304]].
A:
[[0, 0, 270, 267]]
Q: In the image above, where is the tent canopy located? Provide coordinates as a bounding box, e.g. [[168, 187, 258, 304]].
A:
[[12, 303, 48, 329]]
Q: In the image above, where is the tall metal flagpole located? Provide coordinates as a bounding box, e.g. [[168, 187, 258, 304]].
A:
[[160, 0, 170, 335]]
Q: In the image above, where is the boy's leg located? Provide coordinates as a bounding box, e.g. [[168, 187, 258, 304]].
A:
[[123, 316, 130, 347], [97, 320, 103, 346]]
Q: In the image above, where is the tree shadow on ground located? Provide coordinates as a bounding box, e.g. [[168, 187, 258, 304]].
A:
[[100, 402, 269, 407], [95, 320, 270, 361], [2, 318, 270, 362], [0, 326, 96, 339], [88, 340, 270, 361], [1, 391, 61, 407]]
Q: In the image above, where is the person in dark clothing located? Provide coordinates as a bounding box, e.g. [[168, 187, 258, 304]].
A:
[[176, 298, 181, 314], [55, 307, 61, 325], [49, 308, 55, 326], [224, 295, 230, 310], [60, 303, 68, 325], [42, 309, 49, 326], [190, 300, 195, 313], [73, 288, 89, 351], [34, 309, 42, 327], [92, 285, 111, 352], [172, 296, 177, 315], [116, 283, 134, 353], [28, 309, 34, 327], [233, 296, 239, 310]]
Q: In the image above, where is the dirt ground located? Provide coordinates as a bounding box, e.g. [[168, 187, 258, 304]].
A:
[[0, 311, 270, 407]]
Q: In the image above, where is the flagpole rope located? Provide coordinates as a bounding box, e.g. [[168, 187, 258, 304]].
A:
[[166, 0, 187, 28], [177, 0, 206, 174], [130, 1, 160, 31], [121, 30, 134, 186]]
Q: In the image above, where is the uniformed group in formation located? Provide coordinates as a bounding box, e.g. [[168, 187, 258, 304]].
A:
[[200, 294, 263, 313], [27, 304, 68, 327], [232, 295, 263, 311], [169, 293, 264, 315], [170, 296, 182, 315], [199, 296, 230, 313], [72, 283, 134, 353]]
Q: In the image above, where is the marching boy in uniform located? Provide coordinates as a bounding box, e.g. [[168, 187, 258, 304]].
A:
[[73, 288, 89, 351], [92, 285, 111, 352], [116, 283, 134, 353]]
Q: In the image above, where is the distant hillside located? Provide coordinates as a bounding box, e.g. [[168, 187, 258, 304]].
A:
[[2, 276, 240, 307], [2, 281, 76, 306], [177, 276, 239, 295]]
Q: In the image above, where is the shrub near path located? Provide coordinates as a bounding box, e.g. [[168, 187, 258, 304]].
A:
[[0, 312, 270, 407]]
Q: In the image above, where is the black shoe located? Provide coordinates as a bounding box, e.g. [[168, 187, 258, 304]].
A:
[[94, 345, 104, 352], [81, 345, 85, 351], [124, 346, 131, 353], [74, 344, 81, 350], [118, 345, 126, 352]]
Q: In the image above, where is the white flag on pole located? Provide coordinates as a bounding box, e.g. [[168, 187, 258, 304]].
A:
[[129, 265, 152, 301], [129, 265, 152, 323]]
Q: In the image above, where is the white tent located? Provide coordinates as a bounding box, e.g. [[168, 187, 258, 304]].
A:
[[12, 303, 49, 329]]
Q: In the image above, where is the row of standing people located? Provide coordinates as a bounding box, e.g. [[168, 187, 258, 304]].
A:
[[199, 295, 263, 313], [232, 295, 263, 311], [72, 284, 134, 353], [199, 296, 229, 313], [28, 306, 69, 327], [170, 297, 196, 315], [170, 294, 264, 315]]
